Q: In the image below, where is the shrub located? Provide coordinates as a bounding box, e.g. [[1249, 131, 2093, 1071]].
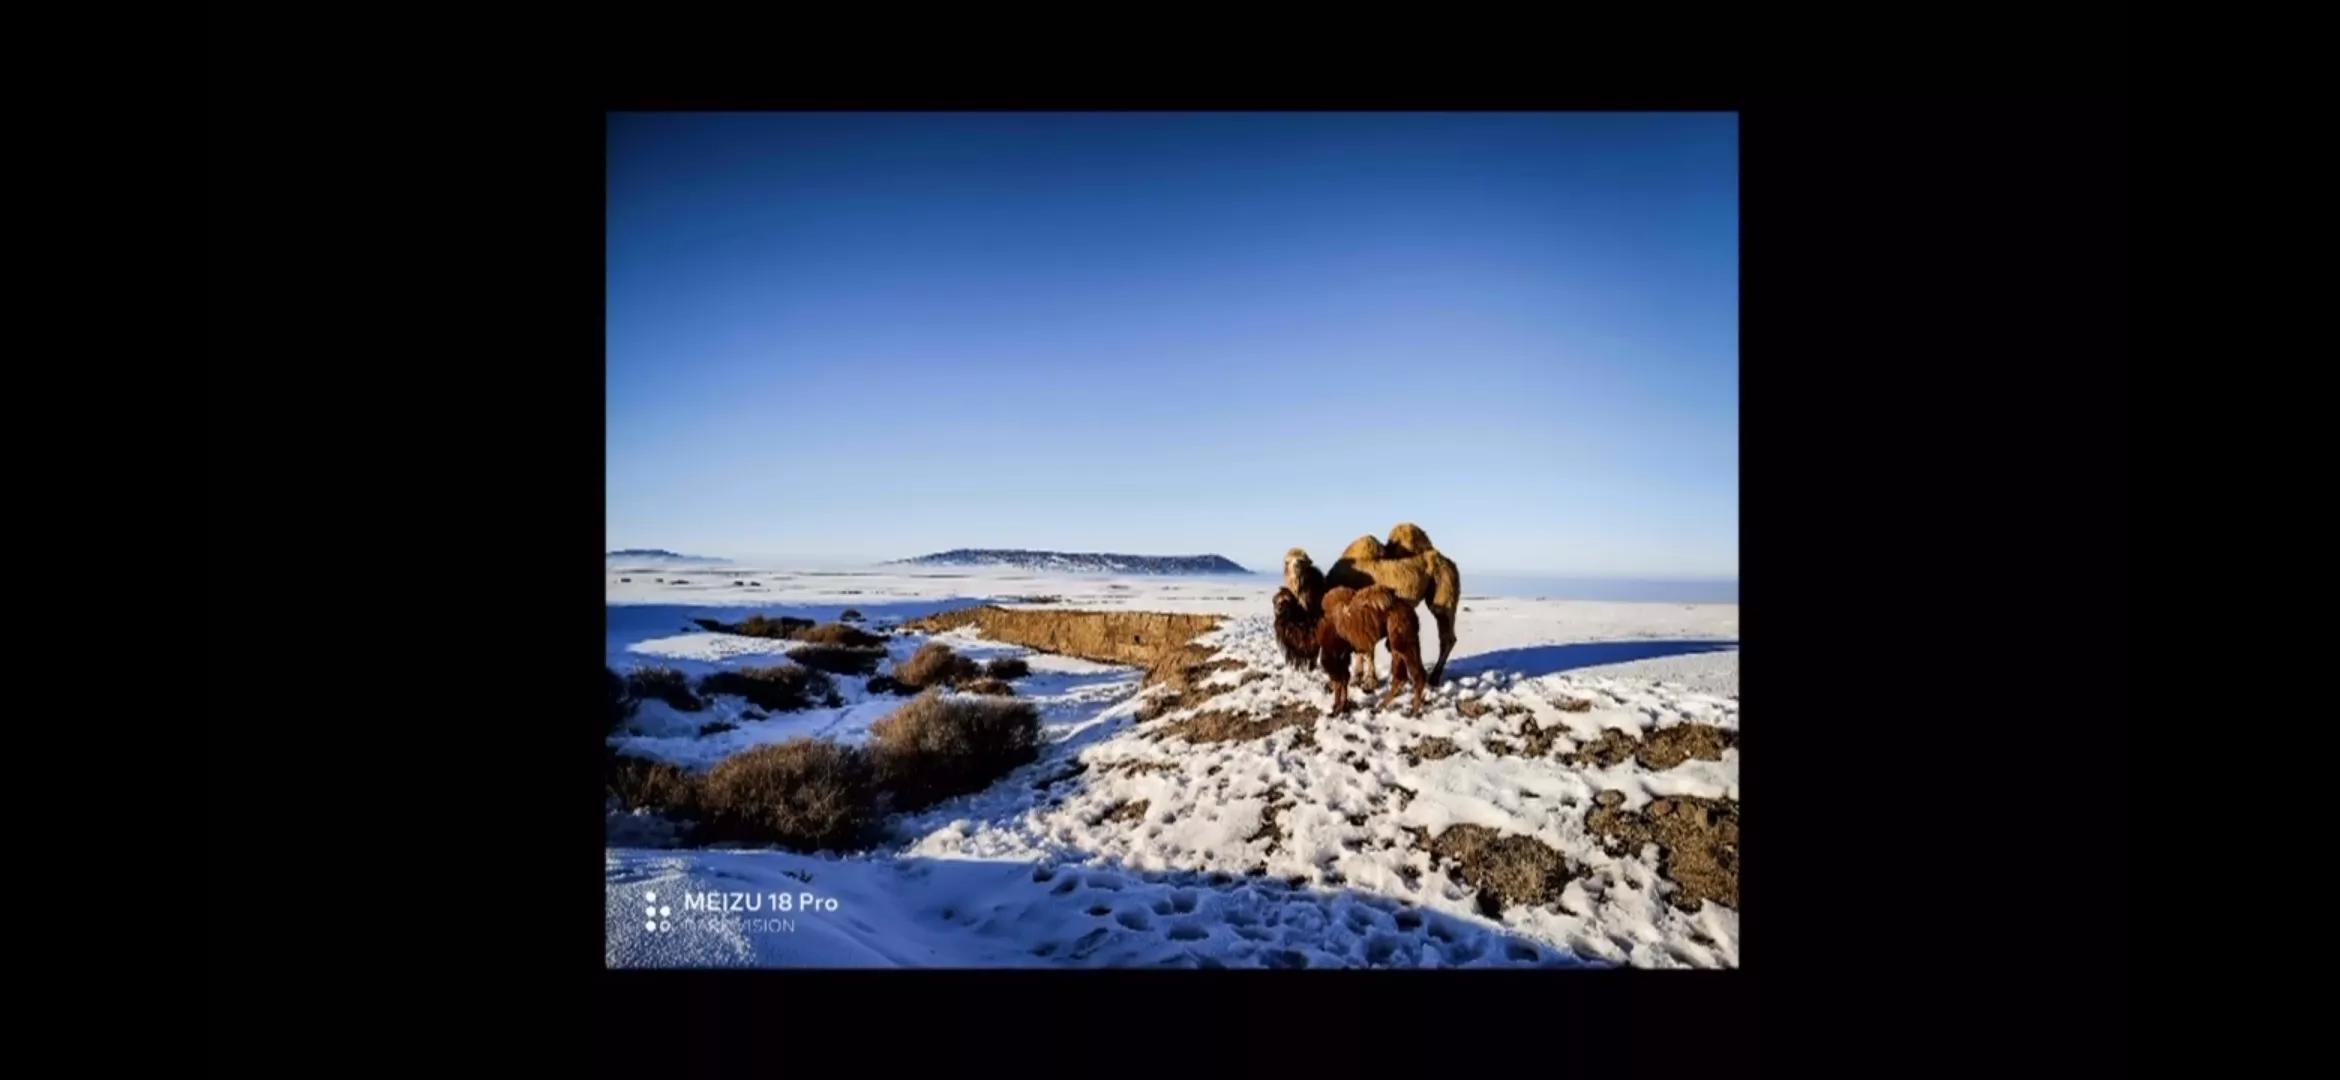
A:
[[983, 657, 1031, 680], [786, 643, 888, 676], [701, 739, 879, 850], [699, 721, 739, 737], [840, 609, 865, 622], [698, 664, 842, 711], [868, 689, 1042, 810], [692, 614, 814, 639], [625, 666, 704, 712], [792, 622, 887, 648], [607, 667, 633, 732], [959, 678, 1016, 697], [892, 642, 983, 690], [606, 753, 705, 819], [866, 674, 907, 696]]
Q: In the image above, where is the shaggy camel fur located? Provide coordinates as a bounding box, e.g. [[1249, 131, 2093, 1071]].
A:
[[1321, 523, 1462, 688], [1315, 585, 1428, 716]]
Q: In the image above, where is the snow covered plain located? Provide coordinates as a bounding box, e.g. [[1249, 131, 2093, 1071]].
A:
[[605, 561, 1738, 968]]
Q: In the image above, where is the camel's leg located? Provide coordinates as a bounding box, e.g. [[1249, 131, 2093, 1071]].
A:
[[1428, 603, 1458, 684], [1378, 651, 1418, 714], [1349, 649, 1379, 693], [1375, 648, 1404, 711]]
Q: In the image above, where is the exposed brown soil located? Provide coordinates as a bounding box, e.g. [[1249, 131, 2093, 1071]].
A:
[[1565, 729, 1641, 768], [1419, 825, 1575, 917], [1554, 696, 1595, 712], [1103, 799, 1150, 825], [1561, 724, 1735, 770], [1516, 716, 1565, 758], [1157, 700, 1322, 745], [1104, 759, 1180, 776], [1135, 659, 1271, 722], [904, 606, 1222, 668], [1405, 737, 1459, 765], [1247, 792, 1293, 851], [1456, 699, 1532, 719], [1585, 794, 1739, 912]]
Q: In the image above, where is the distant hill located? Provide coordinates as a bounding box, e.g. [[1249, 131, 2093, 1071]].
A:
[[895, 549, 1249, 575], [606, 549, 724, 563]]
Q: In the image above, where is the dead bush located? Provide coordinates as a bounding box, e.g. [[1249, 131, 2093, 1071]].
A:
[[983, 657, 1031, 680], [892, 642, 983, 690], [700, 739, 879, 851], [606, 753, 705, 820], [786, 643, 888, 676], [869, 689, 1041, 810], [693, 614, 813, 639], [607, 667, 632, 732], [793, 622, 887, 648], [624, 666, 704, 712], [698, 664, 842, 712], [959, 678, 1016, 697]]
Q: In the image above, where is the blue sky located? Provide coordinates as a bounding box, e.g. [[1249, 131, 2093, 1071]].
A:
[[608, 112, 1736, 578]]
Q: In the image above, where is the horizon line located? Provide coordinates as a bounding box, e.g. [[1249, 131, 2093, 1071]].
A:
[[605, 547, 1737, 582]]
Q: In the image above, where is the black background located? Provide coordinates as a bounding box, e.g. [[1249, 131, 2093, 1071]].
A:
[[211, 11, 2126, 1073]]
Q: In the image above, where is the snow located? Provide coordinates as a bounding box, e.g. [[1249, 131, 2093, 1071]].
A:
[[606, 564, 1738, 968]]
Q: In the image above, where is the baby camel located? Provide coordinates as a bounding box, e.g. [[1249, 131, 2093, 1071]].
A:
[[1315, 584, 1428, 716]]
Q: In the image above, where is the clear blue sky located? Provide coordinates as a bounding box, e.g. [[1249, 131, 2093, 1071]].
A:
[[608, 112, 1736, 578]]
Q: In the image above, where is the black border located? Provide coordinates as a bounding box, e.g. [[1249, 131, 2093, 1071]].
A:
[[212, 22, 2125, 1072]]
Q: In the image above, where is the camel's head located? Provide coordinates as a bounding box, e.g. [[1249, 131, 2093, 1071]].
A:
[[1284, 547, 1314, 582]]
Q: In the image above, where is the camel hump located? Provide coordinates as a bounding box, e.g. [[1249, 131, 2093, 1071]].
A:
[[1339, 535, 1386, 562], [1387, 522, 1435, 554]]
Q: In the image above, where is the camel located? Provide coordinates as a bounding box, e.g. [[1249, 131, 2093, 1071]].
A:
[[1272, 586, 1320, 670], [1271, 548, 1329, 670], [1321, 523, 1461, 688], [1314, 585, 1428, 716]]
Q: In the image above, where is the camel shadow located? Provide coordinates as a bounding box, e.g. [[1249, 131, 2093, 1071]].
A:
[[1444, 640, 1738, 680]]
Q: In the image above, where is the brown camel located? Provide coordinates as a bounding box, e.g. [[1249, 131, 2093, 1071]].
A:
[[1315, 585, 1428, 716], [1322, 523, 1461, 688]]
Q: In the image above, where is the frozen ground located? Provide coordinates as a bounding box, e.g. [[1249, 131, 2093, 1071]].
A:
[[605, 561, 1738, 968]]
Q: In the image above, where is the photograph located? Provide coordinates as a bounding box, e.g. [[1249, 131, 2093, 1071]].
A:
[[602, 111, 1740, 968]]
